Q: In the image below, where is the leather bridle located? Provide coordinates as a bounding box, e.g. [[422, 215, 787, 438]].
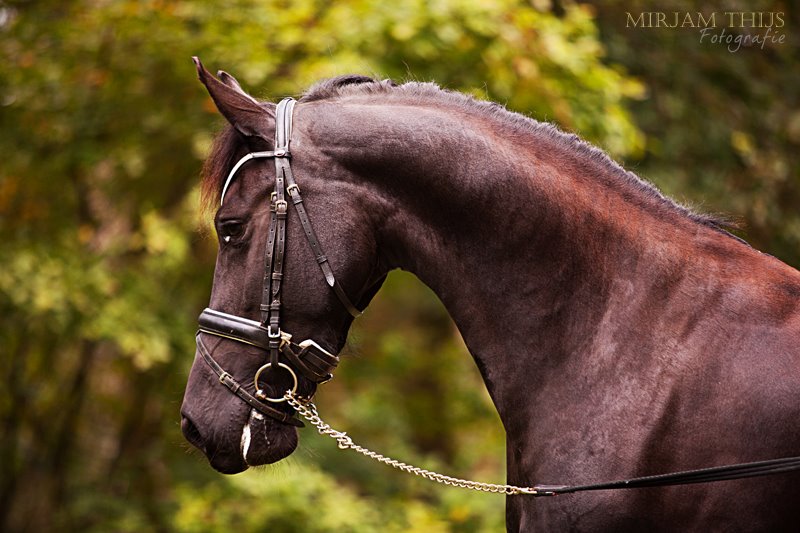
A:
[[196, 97, 360, 427]]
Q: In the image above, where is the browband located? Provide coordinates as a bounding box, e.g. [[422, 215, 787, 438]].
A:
[[220, 150, 286, 205]]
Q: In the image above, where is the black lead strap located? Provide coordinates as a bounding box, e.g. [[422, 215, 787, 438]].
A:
[[532, 455, 800, 495]]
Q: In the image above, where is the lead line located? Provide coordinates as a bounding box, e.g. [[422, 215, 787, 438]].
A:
[[283, 391, 544, 496]]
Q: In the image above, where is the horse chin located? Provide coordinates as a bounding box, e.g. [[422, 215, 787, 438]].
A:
[[208, 453, 249, 475], [240, 410, 298, 467]]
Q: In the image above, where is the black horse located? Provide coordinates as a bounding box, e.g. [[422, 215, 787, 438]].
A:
[[181, 59, 800, 531]]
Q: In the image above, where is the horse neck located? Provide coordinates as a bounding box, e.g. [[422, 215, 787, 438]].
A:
[[310, 100, 725, 425]]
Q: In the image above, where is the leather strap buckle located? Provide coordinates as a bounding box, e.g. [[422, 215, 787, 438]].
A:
[[267, 325, 281, 339]]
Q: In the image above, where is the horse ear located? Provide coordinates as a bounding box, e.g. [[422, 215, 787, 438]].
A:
[[217, 70, 254, 99], [192, 57, 273, 141]]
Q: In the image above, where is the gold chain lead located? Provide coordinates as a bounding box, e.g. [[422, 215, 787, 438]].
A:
[[283, 391, 543, 496]]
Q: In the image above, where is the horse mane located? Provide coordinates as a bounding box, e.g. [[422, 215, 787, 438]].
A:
[[202, 75, 739, 238]]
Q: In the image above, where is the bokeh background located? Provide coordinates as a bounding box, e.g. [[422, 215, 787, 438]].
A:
[[1, 0, 797, 531]]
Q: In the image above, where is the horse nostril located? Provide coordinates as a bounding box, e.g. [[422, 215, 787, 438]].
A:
[[181, 414, 205, 450]]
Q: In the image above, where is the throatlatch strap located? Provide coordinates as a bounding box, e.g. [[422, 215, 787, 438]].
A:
[[272, 97, 361, 320], [281, 153, 362, 317]]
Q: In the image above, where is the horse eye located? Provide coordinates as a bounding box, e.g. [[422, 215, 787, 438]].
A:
[[219, 221, 245, 243]]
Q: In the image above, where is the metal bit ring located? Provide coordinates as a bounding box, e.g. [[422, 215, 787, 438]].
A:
[[254, 362, 298, 403]]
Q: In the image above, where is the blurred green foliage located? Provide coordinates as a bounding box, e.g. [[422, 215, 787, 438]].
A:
[[0, 0, 796, 531], [590, 0, 800, 262]]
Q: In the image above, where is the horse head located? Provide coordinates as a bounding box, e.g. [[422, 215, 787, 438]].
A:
[[180, 59, 386, 473]]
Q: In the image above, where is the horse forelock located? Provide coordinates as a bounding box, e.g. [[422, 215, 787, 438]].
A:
[[200, 124, 242, 212], [202, 74, 739, 240]]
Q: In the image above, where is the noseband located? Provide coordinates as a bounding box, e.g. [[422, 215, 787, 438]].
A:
[[196, 98, 361, 427]]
